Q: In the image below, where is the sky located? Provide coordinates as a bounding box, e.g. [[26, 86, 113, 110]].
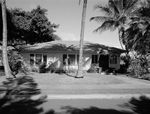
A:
[[6, 0, 121, 48]]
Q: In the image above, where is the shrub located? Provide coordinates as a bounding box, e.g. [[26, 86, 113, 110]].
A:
[[87, 64, 98, 73], [29, 65, 39, 72], [127, 57, 149, 78], [8, 50, 28, 76], [46, 62, 57, 73], [39, 62, 47, 73]]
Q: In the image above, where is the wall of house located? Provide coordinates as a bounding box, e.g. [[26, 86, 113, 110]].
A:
[[1, 50, 121, 72], [21, 51, 92, 71]]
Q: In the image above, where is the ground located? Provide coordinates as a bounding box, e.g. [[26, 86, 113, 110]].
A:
[[31, 73, 150, 95], [32, 73, 150, 113], [1, 72, 150, 114]]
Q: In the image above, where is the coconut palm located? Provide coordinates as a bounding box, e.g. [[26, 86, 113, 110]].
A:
[[1, 0, 12, 78], [90, 0, 140, 51], [76, 0, 88, 78], [124, 2, 150, 55]]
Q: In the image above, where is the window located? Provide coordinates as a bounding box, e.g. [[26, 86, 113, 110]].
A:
[[68, 54, 75, 65], [92, 55, 98, 64], [63, 54, 67, 65], [30, 54, 47, 65], [30, 54, 34, 65], [35, 54, 42, 65], [110, 55, 117, 64], [43, 55, 47, 63], [63, 54, 76, 65]]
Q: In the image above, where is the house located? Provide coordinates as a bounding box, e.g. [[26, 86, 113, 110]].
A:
[[17, 40, 125, 73]]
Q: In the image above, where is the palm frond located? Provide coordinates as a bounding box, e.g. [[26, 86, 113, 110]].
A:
[[129, 7, 141, 18], [119, 0, 124, 13], [93, 20, 116, 33], [124, 0, 139, 15], [90, 16, 112, 23], [94, 5, 113, 16], [108, 0, 120, 16], [113, 0, 124, 14]]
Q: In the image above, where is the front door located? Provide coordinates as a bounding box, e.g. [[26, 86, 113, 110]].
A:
[[99, 55, 109, 71]]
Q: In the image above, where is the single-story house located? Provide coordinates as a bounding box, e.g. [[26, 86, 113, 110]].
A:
[[16, 40, 125, 72]]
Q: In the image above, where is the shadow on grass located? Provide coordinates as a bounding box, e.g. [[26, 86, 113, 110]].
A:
[[60, 106, 132, 114], [65, 73, 76, 78], [122, 96, 150, 114], [1, 76, 150, 114], [59, 96, 150, 114], [0, 76, 54, 114]]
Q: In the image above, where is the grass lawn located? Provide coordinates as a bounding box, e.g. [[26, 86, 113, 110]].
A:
[[28, 73, 150, 95], [1, 72, 150, 95]]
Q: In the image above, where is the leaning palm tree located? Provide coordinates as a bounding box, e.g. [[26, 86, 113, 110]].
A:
[[1, 0, 12, 78], [76, 0, 88, 78], [90, 0, 140, 51]]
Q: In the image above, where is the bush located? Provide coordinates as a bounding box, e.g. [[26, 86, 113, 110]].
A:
[[29, 65, 39, 72], [8, 50, 28, 76], [46, 62, 57, 73], [127, 57, 149, 78], [87, 64, 98, 73], [39, 62, 47, 73]]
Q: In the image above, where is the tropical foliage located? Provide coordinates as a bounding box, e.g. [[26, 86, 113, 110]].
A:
[[91, 0, 150, 77], [124, 2, 150, 55], [90, 0, 140, 50], [124, 0, 150, 77], [8, 50, 28, 76], [0, 5, 59, 45]]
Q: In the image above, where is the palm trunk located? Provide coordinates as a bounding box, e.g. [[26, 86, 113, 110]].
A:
[[118, 28, 125, 50], [118, 27, 130, 56], [76, 0, 87, 78], [1, 0, 12, 78]]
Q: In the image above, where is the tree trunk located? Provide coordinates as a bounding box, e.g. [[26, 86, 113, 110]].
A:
[[1, 0, 12, 78], [118, 27, 125, 50], [118, 27, 130, 56], [76, 0, 87, 78]]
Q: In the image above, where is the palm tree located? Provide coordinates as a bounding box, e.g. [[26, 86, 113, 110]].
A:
[[90, 0, 139, 51], [124, 2, 150, 55], [1, 0, 12, 78], [76, 0, 88, 78]]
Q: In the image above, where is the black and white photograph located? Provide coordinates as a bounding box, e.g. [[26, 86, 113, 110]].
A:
[[0, 0, 150, 114]]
